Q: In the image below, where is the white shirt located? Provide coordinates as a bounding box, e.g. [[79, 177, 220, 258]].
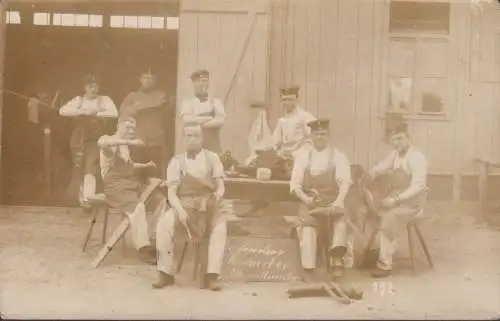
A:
[[273, 106, 316, 153], [166, 149, 225, 188], [179, 96, 226, 123], [290, 147, 352, 193], [370, 145, 428, 200], [59, 95, 118, 118], [98, 135, 132, 178]]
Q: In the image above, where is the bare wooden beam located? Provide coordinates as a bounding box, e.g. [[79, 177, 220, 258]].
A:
[[0, 0, 5, 204]]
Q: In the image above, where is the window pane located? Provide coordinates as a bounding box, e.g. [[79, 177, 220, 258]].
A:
[[6, 11, 21, 24], [417, 39, 448, 77], [124, 16, 138, 28], [74, 14, 89, 27], [110, 16, 124, 28], [388, 77, 413, 113], [390, 1, 450, 34], [419, 78, 446, 113], [61, 13, 74, 26], [53, 13, 62, 26], [33, 12, 50, 26], [166, 16, 179, 30], [151, 17, 165, 29], [388, 38, 416, 77], [89, 15, 103, 27], [138, 16, 151, 28]]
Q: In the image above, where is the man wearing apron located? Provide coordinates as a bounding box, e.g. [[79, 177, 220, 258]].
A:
[[273, 86, 317, 161], [290, 119, 353, 279], [98, 116, 157, 265], [179, 70, 226, 154], [365, 119, 428, 278], [59, 74, 117, 204], [154, 124, 226, 290], [119, 69, 167, 180]]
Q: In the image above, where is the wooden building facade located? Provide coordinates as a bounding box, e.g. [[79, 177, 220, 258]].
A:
[[0, 0, 499, 203], [175, 0, 500, 201]]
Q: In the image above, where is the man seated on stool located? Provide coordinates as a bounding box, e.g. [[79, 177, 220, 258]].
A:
[[290, 119, 353, 279], [153, 124, 227, 290], [97, 116, 158, 265], [364, 118, 428, 278]]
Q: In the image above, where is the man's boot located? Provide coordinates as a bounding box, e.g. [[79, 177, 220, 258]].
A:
[[205, 273, 222, 291], [138, 245, 157, 265], [152, 271, 175, 289]]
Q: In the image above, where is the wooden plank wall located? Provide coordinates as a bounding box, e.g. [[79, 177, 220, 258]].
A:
[[175, 0, 269, 161], [463, 3, 500, 175], [268, 0, 500, 180], [268, 0, 393, 171]]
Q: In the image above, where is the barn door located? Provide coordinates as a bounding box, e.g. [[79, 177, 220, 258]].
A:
[[175, 0, 269, 162]]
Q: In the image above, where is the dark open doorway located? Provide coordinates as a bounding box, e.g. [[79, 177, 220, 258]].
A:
[[2, 1, 179, 206]]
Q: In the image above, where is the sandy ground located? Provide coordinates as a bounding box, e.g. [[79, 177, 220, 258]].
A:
[[1, 202, 499, 320]]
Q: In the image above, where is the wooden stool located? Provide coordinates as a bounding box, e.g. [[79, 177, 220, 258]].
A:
[[83, 179, 164, 268], [364, 212, 434, 273]]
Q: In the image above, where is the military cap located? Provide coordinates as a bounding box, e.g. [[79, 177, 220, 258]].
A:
[[190, 69, 210, 81], [141, 68, 156, 77], [82, 73, 100, 85], [307, 118, 330, 132], [279, 86, 300, 97]]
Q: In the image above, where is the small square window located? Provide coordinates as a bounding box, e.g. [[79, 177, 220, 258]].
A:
[[166, 16, 179, 30], [33, 12, 50, 26]]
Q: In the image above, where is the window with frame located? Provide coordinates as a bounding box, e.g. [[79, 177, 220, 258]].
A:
[[385, 1, 451, 118]]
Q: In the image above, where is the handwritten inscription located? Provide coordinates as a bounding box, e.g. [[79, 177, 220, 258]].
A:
[[221, 237, 302, 282]]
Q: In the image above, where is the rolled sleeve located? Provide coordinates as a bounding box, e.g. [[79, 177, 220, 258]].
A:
[[166, 156, 182, 188], [398, 150, 428, 200], [213, 98, 227, 120], [179, 99, 193, 121], [289, 150, 308, 193], [59, 96, 81, 117], [96, 96, 118, 118], [370, 152, 395, 177], [334, 150, 352, 188]]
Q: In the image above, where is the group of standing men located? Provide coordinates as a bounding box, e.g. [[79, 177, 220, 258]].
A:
[[58, 67, 428, 290]]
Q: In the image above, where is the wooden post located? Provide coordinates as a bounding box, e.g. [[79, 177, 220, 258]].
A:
[[0, 1, 7, 204], [478, 162, 489, 216]]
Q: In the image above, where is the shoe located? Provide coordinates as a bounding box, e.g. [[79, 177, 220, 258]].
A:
[[205, 273, 222, 291], [302, 268, 315, 282], [331, 264, 344, 279], [152, 271, 175, 289], [361, 249, 379, 269], [138, 245, 157, 265], [371, 267, 391, 278]]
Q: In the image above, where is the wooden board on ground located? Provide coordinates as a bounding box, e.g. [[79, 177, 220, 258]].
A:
[[221, 236, 303, 283]]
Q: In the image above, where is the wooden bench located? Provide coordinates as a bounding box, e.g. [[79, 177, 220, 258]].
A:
[[474, 157, 500, 213]]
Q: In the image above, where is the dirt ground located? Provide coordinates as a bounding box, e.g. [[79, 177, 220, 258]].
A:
[[1, 202, 499, 320]]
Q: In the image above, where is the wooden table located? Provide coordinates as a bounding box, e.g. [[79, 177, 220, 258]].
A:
[[224, 177, 299, 202]]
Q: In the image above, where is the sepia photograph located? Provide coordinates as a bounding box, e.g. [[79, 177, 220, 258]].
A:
[[0, 0, 499, 319]]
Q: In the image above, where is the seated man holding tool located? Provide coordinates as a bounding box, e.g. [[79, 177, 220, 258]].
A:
[[362, 117, 428, 278], [97, 116, 158, 265], [154, 124, 227, 291], [290, 119, 354, 279]]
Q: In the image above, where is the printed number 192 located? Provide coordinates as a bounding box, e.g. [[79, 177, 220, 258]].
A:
[[372, 281, 395, 296]]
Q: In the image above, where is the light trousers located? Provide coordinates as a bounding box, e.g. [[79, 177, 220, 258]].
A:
[[124, 202, 153, 250], [296, 217, 354, 269], [369, 205, 421, 270], [156, 208, 227, 275], [79, 173, 97, 202]]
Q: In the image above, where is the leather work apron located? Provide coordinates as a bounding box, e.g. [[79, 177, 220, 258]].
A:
[[103, 153, 141, 214], [299, 150, 339, 228], [363, 167, 426, 214], [67, 96, 110, 200], [176, 151, 221, 242]]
